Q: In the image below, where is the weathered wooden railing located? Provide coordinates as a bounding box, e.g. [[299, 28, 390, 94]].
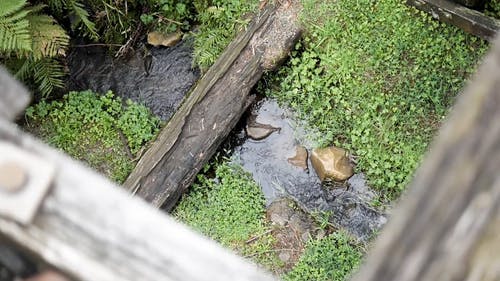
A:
[[407, 0, 500, 41], [1, 8, 499, 281], [0, 67, 277, 281]]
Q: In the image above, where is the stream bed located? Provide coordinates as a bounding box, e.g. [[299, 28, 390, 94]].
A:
[[66, 40, 386, 241], [67, 39, 199, 121], [229, 98, 387, 241]]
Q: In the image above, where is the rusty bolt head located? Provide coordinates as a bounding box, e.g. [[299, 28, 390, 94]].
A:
[[0, 162, 27, 193]]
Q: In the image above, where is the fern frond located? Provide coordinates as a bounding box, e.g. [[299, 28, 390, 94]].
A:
[[0, 0, 26, 17], [0, 0, 31, 54], [14, 57, 32, 80], [32, 57, 65, 97], [46, 0, 67, 14], [68, 0, 98, 39], [27, 13, 69, 59]]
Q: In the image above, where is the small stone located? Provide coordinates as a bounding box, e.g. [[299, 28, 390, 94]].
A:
[[147, 31, 182, 47], [0, 162, 27, 193], [315, 228, 326, 240], [266, 200, 292, 226], [279, 251, 291, 262], [287, 145, 308, 171], [311, 146, 354, 182], [246, 121, 280, 140]]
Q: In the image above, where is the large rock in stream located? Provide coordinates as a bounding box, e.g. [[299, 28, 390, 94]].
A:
[[66, 39, 200, 121], [233, 99, 387, 241]]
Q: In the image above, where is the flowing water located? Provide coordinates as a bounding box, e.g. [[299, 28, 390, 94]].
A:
[[230, 98, 386, 240], [67, 41, 386, 241], [67, 39, 200, 121]]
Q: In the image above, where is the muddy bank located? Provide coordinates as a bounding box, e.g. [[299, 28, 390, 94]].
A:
[[67, 39, 200, 121], [230, 99, 387, 241]]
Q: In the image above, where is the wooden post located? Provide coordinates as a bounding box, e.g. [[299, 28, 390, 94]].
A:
[[124, 1, 303, 210], [0, 66, 30, 121], [350, 36, 500, 281], [0, 69, 277, 281]]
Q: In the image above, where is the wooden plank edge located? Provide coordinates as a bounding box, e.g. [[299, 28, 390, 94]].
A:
[[0, 67, 31, 121], [0, 120, 277, 281], [407, 0, 500, 41]]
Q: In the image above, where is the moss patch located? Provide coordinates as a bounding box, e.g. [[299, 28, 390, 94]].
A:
[[173, 161, 283, 271], [284, 232, 363, 281], [264, 0, 488, 200], [24, 90, 160, 183]]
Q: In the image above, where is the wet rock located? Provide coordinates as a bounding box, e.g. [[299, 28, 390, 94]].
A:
[[267, 199, 295, 226], [311, 146, 354, 182], [147, 31, 183, 47], [287, 145, 308, 171], [266, 198, 323, 271], [234, 99, 386, 241], [246, 120, 280, 140]]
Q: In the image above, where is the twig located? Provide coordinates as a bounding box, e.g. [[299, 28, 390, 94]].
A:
[[158, 16, 184, 26], [244, 248, 300, 259], [245, 229, 273, 244]]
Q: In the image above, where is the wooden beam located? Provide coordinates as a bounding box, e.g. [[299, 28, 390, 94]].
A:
[[0, 120, 277, 281], [0, 66, 30, 121], [350, 36, 500, 281], [124, 1, 303, 210], [407, 0, 500, 41]]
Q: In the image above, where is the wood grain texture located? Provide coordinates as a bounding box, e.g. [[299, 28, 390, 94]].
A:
[[350, 36, 500, 281], [0, 67, 30, 121], [124, 1, 302, 210], [0, 120, 277, 281], [407, 0, 500, 41]]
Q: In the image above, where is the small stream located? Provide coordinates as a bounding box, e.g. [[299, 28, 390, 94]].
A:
[[67, 39, 199, 121], [67, 40, 386, 241], [229, 99, 386, 241]]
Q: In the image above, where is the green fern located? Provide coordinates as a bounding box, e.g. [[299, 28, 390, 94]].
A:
[[68, 0, 98, 39], [27, 9, 69, 59], [32, 57, 65, 97], [1, 0, 69, 97], [0, 0, 31, 54]]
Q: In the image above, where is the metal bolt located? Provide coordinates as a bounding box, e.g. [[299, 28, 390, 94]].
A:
[[0, 162, 27, 193]]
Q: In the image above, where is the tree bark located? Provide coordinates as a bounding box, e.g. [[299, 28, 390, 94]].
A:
[[123, 1, 303, 210], [406, 0, 500, 42]]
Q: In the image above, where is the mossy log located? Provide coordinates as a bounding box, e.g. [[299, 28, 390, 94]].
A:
[[350, 36, 500, 281], [407, 0, 500, 41], [123, 1, 302, 210]]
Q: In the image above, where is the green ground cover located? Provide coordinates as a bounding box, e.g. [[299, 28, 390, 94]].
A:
[[173, 159, 363, 280], [264, 0, 488, 200], [285, 232, 363, 281], [192, 0, 258, 71], [173, 161, 283, 270], [25, 90, 160, 183], [17, 0, 490, 279], [485, 0, 500, 18]]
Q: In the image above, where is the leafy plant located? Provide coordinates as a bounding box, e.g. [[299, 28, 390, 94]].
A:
[[140, 0, 193, 33], [25, 90, 160, 183], [192, 0, 257, 71], [173, 161, 281, 270], [284, 232, 363, 281], [485, 0, 500, 19], [1, 0, 70, 97], [264, 0, 487, 200]]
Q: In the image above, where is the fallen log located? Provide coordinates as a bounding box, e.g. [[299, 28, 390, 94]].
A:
[[407, 0, 500, 41], [124, 1, 303, 210]]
